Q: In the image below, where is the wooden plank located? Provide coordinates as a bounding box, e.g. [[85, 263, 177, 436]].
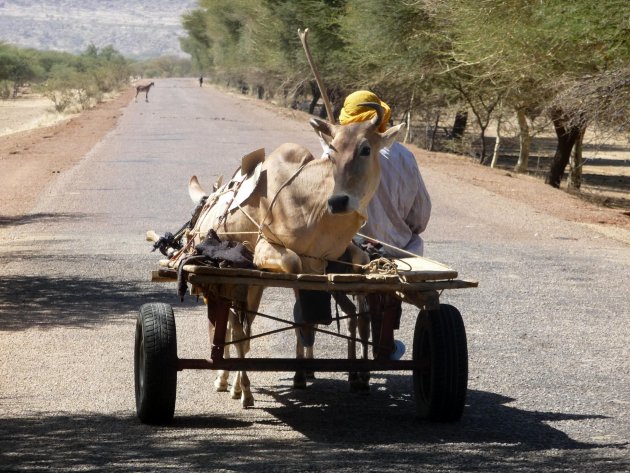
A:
[[296, 273, 327, 282], [328, 273, 359, 282], [364, 273, 402, 283], [394, 256, 458, 281], [183, 265, 297, 281], [150, 270, 177, 282], [155, 256, 476, 293], [187, 273, 477, 292], [174, 255, 458, 283]]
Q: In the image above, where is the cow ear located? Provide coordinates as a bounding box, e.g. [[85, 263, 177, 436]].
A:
[[309, 118, 334, 143], [380, 122, 405, 148]]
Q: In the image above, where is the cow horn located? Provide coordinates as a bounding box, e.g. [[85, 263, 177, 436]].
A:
[[358, 102, 384, 130]]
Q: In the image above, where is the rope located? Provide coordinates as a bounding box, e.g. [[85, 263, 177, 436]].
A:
[[255, 160, 310, 246], [364, 257, 400, 275]]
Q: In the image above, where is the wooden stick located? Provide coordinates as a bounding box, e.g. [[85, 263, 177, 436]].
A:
[[298, 28, 336, 123]]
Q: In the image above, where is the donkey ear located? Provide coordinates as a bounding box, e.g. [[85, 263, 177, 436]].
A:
[[309, 118, 334, 143], [188, 175, 207, 204], [380, 123, 405, 148]]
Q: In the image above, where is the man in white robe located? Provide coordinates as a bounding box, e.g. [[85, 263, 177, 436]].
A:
[[338, 90, 431, 257]]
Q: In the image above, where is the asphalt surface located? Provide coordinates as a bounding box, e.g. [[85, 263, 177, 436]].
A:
[[1, 78, 628, 472]]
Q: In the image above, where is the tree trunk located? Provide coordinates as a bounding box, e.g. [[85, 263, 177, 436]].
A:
[[429, 112, 440, 152], [514, 108, 531, 173], [451, 111, 468, 140], [546, 109, 583, 188], [404, 109, 412, 144], [308, 82, 320, 115], [568, 128, 585, 190], [403, 91, 414, 144], [479, 127, 488, 164], [490, 101, 503, 168], [490, 121, 501, 168]]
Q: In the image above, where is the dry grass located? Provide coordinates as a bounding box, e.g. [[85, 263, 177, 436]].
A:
[[0, 94, 77, 137]]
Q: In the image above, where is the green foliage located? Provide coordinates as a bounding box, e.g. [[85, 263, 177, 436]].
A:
[[0, 42, 131, 110], [178, 0, 629, 118], [176, 0, 630, 186], [130, 56, 194, 78], [0, 43, 45, 96]]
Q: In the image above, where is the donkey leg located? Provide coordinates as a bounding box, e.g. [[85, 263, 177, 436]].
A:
[[293, 322, 307, 389], [305, 343, 315, 380], [345, 244, 371, 391], [347, 310, 361, 391], [214, 316, 232, 392], [357, 302, 372, 392], [232, 286, 263, 408]]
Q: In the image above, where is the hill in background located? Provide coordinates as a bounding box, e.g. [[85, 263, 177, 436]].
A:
[[0, 0, 197, 59]]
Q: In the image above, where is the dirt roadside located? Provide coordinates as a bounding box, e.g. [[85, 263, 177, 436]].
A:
[[1, 85, 629, 242], [0, 88, 135, 221]]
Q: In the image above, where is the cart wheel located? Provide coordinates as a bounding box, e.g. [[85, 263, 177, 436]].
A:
[[135, 302, 177, 424], [413, 304, 467, 422]]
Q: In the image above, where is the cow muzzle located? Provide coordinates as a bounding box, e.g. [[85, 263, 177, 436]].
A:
[[327, 194, 350, 214]]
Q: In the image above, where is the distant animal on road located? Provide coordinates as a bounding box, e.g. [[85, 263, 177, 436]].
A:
[[135, 82, 155, 102]]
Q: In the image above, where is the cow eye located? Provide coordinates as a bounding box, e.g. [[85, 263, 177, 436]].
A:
[[359, 144, 371, 157]]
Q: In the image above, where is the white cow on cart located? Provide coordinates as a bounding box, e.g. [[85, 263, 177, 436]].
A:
[[182, 104, 403, 407]]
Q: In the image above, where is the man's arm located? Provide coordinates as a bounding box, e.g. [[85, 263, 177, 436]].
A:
[[405, 158, 431, 234]]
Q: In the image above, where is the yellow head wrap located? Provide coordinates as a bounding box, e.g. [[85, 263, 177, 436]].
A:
[[339, 90, 392, 133]]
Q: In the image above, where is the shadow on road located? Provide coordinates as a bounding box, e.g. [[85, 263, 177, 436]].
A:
[[0, 389, 627, 473], [0, 212, 91, 227], [257, 378, 618, 450], [0, 274, 186, 331]]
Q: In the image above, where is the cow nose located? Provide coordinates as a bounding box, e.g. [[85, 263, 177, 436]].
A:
[[328, 194, 349, 214]]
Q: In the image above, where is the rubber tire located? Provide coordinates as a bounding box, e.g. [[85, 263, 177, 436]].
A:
[[413, 304, 468, 422], [135, 302, 177, 424]]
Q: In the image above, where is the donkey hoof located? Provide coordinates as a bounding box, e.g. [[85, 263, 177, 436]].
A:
[[241, 394, 255, 408], [350, 383, 371, 394], [293, 372, 307, 389], [230, 387, 242, 400], [214, 379, 228, 392]]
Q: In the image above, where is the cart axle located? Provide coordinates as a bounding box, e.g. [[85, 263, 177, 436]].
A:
[[177, 357, 415, 372]]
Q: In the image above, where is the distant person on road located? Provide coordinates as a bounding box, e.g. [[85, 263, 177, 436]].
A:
[[199, 76, 203, 87]]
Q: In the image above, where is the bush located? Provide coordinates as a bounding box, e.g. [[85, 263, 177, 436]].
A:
[[44, 89, 74, 112], [0, 80, 12, 99], [1, 43, 130, 107]]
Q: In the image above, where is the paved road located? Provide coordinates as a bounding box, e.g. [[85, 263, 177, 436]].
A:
[[1, 78, 628, 472]]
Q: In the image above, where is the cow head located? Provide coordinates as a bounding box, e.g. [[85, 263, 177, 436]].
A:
[[309, 102, 404, 217]]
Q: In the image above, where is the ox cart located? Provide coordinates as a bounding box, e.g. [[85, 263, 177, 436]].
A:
[[135, 256, 477, 425]]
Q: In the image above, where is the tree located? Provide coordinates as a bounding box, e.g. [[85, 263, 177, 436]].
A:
[[529, 0, 630, 187], [180, 8, 214, 74], [0, 45, 43, 97]]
